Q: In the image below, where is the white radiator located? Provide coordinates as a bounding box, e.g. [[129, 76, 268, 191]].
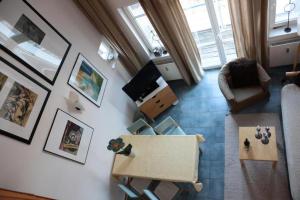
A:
[[269, 39, 300, 67], [156, 62, 182, 81]]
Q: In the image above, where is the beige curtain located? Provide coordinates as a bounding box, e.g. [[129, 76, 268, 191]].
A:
[[74, 0, 142, 75], [228, 0, 269, 67], [139, 0, 204, 85]]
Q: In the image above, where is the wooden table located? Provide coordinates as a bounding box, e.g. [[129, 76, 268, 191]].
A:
[[112, 134, 205, 192], [239, 127, 278, 168]]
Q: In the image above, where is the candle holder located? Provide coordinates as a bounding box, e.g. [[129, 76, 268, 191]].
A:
[[284, 1, 296, 33], [255, 125, 262, 139], [244, 138, 250, 151], [265, 126, 271, 138], [261, 132, 269, 144]]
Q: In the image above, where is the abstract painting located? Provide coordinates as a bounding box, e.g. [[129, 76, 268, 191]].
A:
[[44, 109, 93, 164], [0, 82, 37, 127], [68, 53, 107, 107], [75, 61, 103, 101], [0, 72, 8, 91]]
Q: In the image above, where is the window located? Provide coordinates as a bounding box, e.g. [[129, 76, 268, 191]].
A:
[[270, 0, 298, 28], [180, 0, 237, 69], [124, 3, 166, 56]]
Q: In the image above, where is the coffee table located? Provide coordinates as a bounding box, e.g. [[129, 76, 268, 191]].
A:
[[239, 127, 278, 168]]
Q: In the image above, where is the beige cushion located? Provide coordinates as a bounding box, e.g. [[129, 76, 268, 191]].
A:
[[281, 84, 300, 200], [232, 87, 263, 103], [130, 178, 152, 194], [154, 181, 179, 200]]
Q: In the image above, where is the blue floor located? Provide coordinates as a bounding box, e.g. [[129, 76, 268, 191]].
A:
[[154, 66, 289, 200]]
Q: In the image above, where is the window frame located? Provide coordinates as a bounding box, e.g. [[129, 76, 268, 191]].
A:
[[123, 4, 157, 54], [269, 0, 297, 29]]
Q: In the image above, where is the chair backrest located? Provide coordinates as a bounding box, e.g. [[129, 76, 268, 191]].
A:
[[143, 190, 160, 200], [118, 184, 139, 199], [144, 181, 180, 200], [127, 119, 155, 135], [154, 116, 178, 135]]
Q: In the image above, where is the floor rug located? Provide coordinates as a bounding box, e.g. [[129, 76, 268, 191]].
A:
[[224, 113, 291, 200]]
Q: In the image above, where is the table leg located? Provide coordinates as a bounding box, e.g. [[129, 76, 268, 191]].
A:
[[240, 160, 245, 167], [193, 181, 203, 192], [272, 161, 277, 169]]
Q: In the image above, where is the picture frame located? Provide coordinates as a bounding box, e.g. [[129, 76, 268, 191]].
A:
[[0, 0, 71, 85], [0, 56, 50, 144], [44, 109, 94, 165], [68, 53, 108, 107]]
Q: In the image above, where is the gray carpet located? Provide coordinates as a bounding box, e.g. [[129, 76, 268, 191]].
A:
[[224, 113, 291, 200]]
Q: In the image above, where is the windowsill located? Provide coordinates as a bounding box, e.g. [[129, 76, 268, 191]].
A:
[[151, 54, 173, 65], [269, 23, 299, 43]]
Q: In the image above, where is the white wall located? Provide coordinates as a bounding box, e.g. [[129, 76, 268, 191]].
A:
[[0, 0, 136, 199]]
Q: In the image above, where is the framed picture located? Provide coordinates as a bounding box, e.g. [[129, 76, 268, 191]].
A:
[[44, 109, 93, 164], [0, 56, 50, 144], [0, 0, 71, 85], [68, 53, 108, 107]]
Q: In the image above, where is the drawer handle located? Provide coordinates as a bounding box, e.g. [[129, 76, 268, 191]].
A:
[[159, 104, 164, 108], [152, 95, 157, 99], [156, 100, 161, 104]]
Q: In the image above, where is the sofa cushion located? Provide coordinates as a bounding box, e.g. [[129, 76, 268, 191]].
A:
[[281, 84, 300, 200], [231, 86, 263, 103], [229, 58, 260, 88]]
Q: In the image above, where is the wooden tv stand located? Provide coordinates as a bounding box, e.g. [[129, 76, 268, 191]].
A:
[[136, 77, 178, 120]]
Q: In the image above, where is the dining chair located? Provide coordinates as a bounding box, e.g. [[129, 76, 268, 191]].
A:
[[143, 181, 183, 200], [118, 184, 140, 199], [127, 119, 156, 135], [154, 116, 185, 135]]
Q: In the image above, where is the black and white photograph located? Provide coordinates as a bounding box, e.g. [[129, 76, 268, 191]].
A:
[[0, 0, 71, 85], [14, 14, 45, 45]]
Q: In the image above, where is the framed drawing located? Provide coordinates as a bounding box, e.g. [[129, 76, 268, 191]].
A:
[[68, 53, 108, 107], [0, 0, 71, 85], [44, 109, 94, 164], [0, 56, 50, 144]]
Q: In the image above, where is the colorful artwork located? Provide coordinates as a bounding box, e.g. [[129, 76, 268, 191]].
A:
[[0, 72, 8, 91], [59, 120, 83, 155], [0, 82, 37, 127], [75, 61, 103, 101]]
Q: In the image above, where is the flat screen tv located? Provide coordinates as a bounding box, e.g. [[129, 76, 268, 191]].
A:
[[122, 60, 161, 102]]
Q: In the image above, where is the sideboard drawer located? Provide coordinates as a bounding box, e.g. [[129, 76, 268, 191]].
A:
[[140, 86, 177, 119]]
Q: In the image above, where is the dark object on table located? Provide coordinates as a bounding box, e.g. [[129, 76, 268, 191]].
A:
[[265, 127, 271, 138], [255, 126, 262, 139], [117, 144, 132, 156], [244, 138, 250, 150], [228, 58, 260, 88], [284, 1, 295, 33], [261, 133, 269, 144]]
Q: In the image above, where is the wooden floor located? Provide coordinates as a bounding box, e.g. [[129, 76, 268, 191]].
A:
[[0, 188, 52, 200]]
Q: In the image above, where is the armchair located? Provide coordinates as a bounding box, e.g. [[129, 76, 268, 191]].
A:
[[218, 60, 271, 112]]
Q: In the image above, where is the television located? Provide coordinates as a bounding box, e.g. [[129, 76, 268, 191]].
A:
[[122, 60, 161, 102]]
